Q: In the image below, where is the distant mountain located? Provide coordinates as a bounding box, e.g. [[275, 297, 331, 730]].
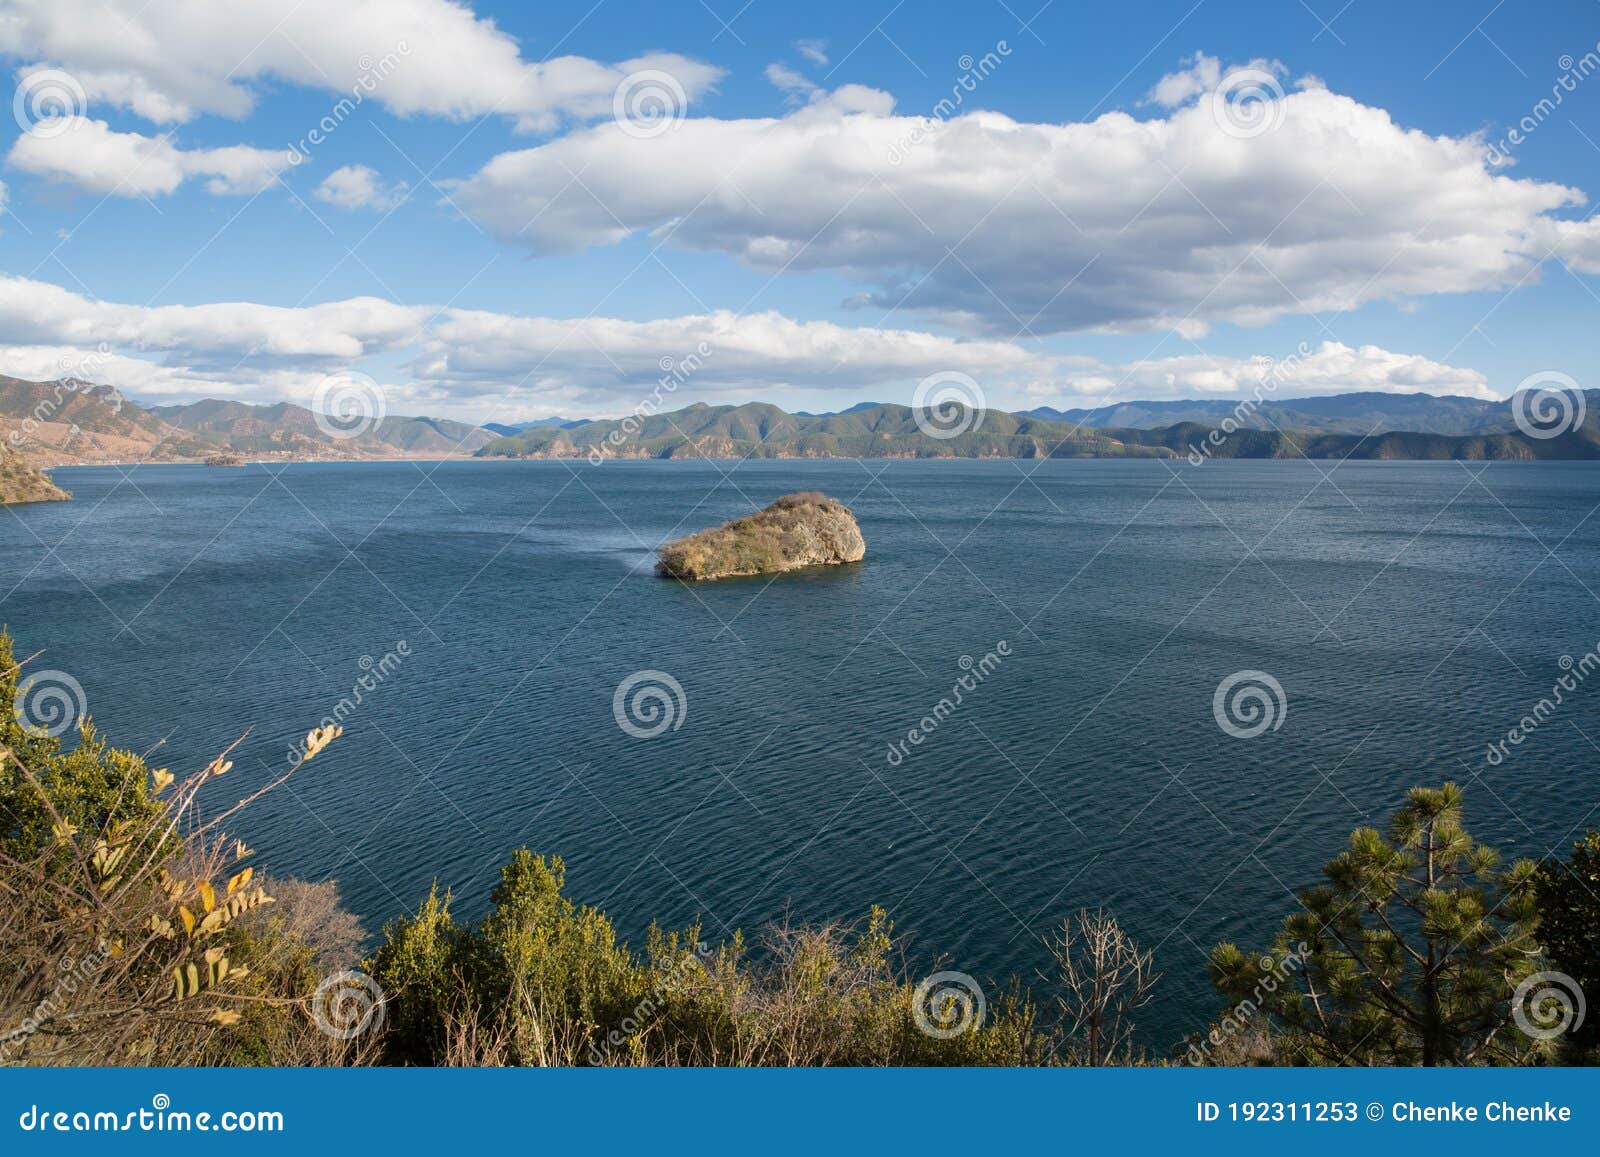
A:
[[151, 399, 495, 456], [0, 374, 495, 464], [482, 417, 590, 436], [0, 374, 211, 463], [477, 401, 1173, 460], [479, 399, 1600, 462], [1115, 420, 1600, 462], [791, 401, 889, 418], [1019, 392, 1536, 435]]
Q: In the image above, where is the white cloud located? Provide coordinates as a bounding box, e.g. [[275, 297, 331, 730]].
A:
[[0, 275, 427, 359], [7, 117, 290, 195], [1048, 341, 1496, 403], [796, 39, 829, 67], [765, 63, 820, 105], [451, 71, 1600, 336], [314, 164, 408, 210], [0, 273, 1504, 423], [0, 0, 722, 131], [1144, 52, 1289, 108], [417, 308, 1045, 389]]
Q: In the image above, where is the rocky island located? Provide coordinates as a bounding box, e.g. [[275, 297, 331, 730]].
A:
[[657, 492, 866, 580], [0, 451, 70, 505]]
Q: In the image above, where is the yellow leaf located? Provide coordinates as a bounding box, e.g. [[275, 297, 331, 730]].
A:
[[198, 881, 216, 912], [209, 1009, 241, 1026], [227, 866, 253, 895], [233, 840, 252, 861], [185, 962, 200, 997], [203, 946, 226, 965], [178, 905, 195, 937], [50, 819, 78, 843], [152, 768, 173, 793]]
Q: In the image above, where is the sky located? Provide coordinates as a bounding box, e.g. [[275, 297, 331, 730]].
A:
[[0, 0, 1597, 424]]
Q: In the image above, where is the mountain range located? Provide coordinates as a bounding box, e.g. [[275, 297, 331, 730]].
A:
[[3, 374, 1598, 473], [1016, 391, 1527, 435], [480, 394, 1600, 462], [0, 375, 494, 466]]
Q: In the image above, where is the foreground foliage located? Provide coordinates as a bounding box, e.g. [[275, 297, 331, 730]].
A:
[[2, 628, 1594, 1066]]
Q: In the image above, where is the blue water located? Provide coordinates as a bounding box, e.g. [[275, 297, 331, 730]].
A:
[[4, 458, 1598, 1051]]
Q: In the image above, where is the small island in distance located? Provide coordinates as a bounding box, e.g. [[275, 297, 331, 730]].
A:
[[657, 492, 867, 581]]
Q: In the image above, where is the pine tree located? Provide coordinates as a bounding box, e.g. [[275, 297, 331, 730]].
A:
[[1534, 831, 1600, 1053], [1210, 783, 1543, 1065]]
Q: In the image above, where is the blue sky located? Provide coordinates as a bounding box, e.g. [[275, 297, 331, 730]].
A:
[[1, 0, 1597, 422]]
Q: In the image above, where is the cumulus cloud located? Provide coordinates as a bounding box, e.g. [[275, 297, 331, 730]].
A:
[[1046, 341, 1496, 403], [0, 274, 1050, 414], [0, 274, 1503, 422], [416, 308, 1045, 389], [0, 275, 427, 359], [1143, 52, 1288, 108], [450, 71, 1600, 336], [0, 0, 722, 131], [314, 164, 408, 210], [7, 118, 290, 195]]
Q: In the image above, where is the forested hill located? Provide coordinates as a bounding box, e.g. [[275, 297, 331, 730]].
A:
[[477, 400, 1600, 461]]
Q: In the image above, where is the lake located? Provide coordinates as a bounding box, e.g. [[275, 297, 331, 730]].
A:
[[4, 457, 1598, 1050]]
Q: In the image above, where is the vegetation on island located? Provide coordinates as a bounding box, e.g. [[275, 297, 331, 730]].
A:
[[2, 626, 1596, 1067], [657, 492, 867, 581]]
